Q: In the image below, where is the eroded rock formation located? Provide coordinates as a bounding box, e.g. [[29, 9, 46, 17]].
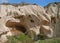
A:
[[0, 3, 54, 43], [45, 2, 60, 37]]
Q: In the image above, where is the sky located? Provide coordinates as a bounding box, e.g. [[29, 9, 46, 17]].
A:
[[0, 0, 60, 6]]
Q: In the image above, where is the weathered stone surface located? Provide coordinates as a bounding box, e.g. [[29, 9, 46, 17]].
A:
[[0, 4, 53, 42], [45, 2, 60, 37]]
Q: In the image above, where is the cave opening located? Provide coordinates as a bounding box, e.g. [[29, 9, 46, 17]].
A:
[[6, 20, 27, 34], [15, 25, 27, 33]]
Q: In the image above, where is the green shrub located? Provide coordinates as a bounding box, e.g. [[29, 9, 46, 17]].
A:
[[5, 33, 60, 43], [6, 34, 33, 43]]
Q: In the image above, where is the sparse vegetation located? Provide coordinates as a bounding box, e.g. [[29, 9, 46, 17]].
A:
[[35, 38, 60, 43], [5, 33, 60, 43], [0, 2, 37, 7], [6, 33, 33, 43]]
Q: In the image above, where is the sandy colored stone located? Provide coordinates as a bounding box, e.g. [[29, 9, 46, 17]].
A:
[[0, 4, 54, 42]]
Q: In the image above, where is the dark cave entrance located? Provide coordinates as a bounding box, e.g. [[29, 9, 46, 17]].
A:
[[15, 25, 27, 33], [6, 20, 27, 33]]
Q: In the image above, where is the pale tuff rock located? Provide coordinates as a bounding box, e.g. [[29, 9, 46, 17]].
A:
[[45, 2, 60, 37], [41, 25, 53, 38], [0, 4, 53, 42], [45, 2, 60, 18]]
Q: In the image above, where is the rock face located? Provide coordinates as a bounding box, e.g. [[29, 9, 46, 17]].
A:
[[0, 3, 55, 43], [45, 2, 60, 37]]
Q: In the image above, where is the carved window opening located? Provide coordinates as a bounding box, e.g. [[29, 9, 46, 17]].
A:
[[19, 9, 20, 11], [51, 17, 56, 24], [30, 19, 34, 23], [0, 17, 1, 19]]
